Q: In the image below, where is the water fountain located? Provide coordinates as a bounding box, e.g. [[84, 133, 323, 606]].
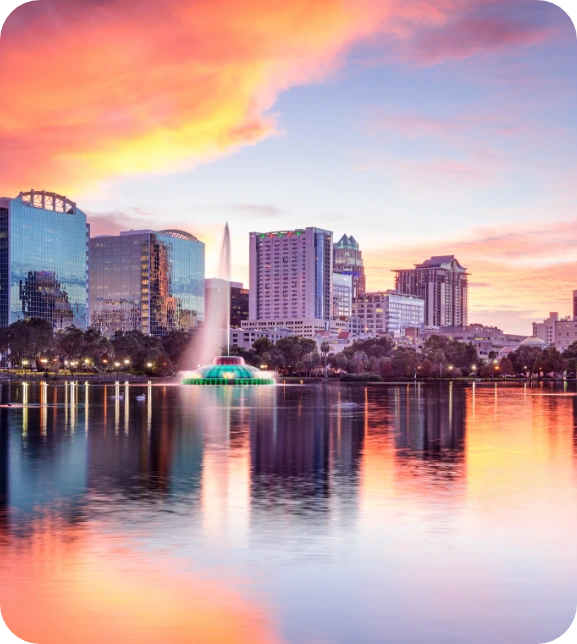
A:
[[181, 223, 275, 386]]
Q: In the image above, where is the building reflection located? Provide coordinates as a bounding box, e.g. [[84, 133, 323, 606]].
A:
[[0, 383, 88, 534], [392, 382, 466, 459], [249, 386, 365, 527]]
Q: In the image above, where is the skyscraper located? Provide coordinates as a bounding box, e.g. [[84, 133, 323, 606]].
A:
[[90, 229, 204, 337], [248, 227, 333, 324], [394, 255, 468, 328], [0, 190, 89, 329], [333, 234, 366, 299], [205, 279, 249, 329]]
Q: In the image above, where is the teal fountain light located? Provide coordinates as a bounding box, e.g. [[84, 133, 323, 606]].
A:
[[182, 356, 275, 386]]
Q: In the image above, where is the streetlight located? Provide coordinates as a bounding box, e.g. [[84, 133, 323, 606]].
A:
[[146, 362, 153, 369], [22, 359, 29, 367]]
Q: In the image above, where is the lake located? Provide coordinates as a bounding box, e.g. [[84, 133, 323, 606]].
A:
[[0, 380, 576, 643]]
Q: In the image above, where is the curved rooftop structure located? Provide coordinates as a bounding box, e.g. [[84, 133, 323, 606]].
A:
[[520, 336, 549, 348], [182, 356, 275, 385], [160, 229, 199, 242], [18, 190, 78, 215]]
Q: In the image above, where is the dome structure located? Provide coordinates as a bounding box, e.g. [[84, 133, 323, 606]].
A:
[[182, 356, 275, 385], [520, 336, 549, 348]]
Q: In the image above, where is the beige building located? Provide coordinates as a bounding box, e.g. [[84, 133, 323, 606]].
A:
[[394, 255, 468, 328], [532, 304, 577, 351]]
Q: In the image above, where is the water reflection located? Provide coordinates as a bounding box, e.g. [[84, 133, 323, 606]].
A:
[[0, 382, 576, 643]]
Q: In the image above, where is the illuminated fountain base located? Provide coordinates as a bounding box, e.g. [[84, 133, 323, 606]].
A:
[[182, 356, 275, 386]]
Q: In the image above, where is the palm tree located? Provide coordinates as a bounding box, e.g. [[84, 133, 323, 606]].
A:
[[320, 341, 331, 377]]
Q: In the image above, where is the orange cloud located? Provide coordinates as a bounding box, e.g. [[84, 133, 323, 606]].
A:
[[0, 0, 557, 194]]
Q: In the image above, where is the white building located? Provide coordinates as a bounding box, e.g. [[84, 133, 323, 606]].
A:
[[230, 326, 292, 350], [248, 227, 333, 325], [332, 272, 353, 318], [352, 291, 425, 338], [240, 317, 334, 340]]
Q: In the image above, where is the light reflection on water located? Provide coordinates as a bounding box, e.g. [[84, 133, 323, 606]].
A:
[[0, 381, 576, 643]]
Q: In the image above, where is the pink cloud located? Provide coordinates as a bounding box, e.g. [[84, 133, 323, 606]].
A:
[[363, 219, 577, 333], [405, 16, 553, 65]]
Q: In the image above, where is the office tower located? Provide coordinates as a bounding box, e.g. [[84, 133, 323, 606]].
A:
[[0, 190, 89, 329], [333, 234, 366, 299], [90, 229, 204, 337], [205, 279, 249, 329], [248, 227, 333, 323], [332, 273, 353, 319], [231, 282, 249, 328], [353, 291, 425, 337], [394, 255, 468, 328]]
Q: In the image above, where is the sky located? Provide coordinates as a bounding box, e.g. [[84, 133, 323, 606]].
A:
[[0, 0, 576, 334]]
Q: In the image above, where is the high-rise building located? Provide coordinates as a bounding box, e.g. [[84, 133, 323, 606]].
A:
[[90, 229, 204, 337], [231, 282, 249, 328], [0, 190, 89, 329], [353, 291, 425, 338], [332, 273, 353, 319], [394, 255, 468, 328], [205, 279, 249, 330], [248, 227, 333, 324], [333, 234, 366, 299]]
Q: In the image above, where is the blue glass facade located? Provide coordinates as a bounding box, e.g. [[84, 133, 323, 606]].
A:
[[0, 191, 89, 330], [90, 229, 204, 337]]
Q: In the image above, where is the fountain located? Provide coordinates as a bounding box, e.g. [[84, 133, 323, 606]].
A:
[[181, 223, 275, 386]]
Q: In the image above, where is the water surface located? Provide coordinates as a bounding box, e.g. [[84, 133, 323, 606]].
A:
[[0, 381, 576, 643]]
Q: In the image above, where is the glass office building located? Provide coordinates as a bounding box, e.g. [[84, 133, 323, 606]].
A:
[[90, 229, 205, 337], [0, 190, 89, 329]]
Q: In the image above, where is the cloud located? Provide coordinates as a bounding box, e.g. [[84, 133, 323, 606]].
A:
[[364, 219, 577, 333], [0, 0, 563, 195], [403, 12, 555, 66], [224, 204, 287, 218]]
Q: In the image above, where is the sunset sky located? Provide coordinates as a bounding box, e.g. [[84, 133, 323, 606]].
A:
[[1, 0, 576, 333]]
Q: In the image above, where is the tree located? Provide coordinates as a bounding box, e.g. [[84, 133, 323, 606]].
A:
[[391, 348, 419, 378], [336, 353, 348, 372], [0, 318, 55, 367], [343, 337, 394, 361], [508, 346, 544, 376], [162, 330, 193, 369], [380, 359, 394, 379], [420, 359, 433, 378], [320, 341, 331, 376], [352, 350, 368, 374], [82, 328, 114, 370], [56, 326, 85, 362], [302, 354, 313, 377], [499, 357, 514, 377]]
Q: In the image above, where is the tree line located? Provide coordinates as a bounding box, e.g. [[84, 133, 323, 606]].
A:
[[0, 318, 194, 376], [232, 333, 577, 379], [2, 319, 576, 380]]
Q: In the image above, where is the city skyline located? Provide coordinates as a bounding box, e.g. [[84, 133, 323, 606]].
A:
[[0, 1, 576, 334]]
